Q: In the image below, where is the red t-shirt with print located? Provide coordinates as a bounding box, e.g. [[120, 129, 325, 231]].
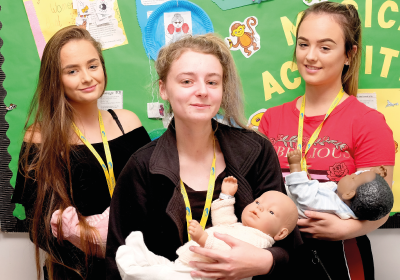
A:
[[259, 95, 395, 279], [259, 96, 395, 182]]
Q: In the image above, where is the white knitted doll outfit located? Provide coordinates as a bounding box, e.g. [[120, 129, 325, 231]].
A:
[[177, 198, 275, 264], [116, 197, 275, 280]]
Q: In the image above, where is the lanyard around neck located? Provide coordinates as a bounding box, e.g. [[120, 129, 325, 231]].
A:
[[72, 110, 116, 197], [180, 137, 216, 241], [297, 88, 345, 172]]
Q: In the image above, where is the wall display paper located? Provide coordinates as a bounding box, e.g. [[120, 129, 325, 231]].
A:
[[2, 0, 400, 231], [164, 11, 192, 45], [144, 0, 213, 60], [97, 90, 123, 110], [357, 93, 378, 110], [247, 109, 266, 129], [22, 0, 128, 58]]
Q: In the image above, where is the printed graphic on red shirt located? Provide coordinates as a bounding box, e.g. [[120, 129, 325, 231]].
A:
[[327, 162, 349, 182], [260, 96, 395, 185], [269, 133, 352, 182]]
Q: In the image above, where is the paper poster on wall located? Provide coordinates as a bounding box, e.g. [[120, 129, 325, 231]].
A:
[[144, 1, 213, 60], [22, 0, 128, 58], [225, 17, 260, 58], [147, 102, 165, 119], [97, 90, 123, 110], [73, 0, 127, 50], [247, 109, 266, 129], [164, 12, 192, 45], [356, 93, 377, 110]]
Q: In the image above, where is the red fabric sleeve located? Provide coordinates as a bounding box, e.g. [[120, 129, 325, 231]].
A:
[[167, 24, 174, 34], [352, 110, 395, 168]]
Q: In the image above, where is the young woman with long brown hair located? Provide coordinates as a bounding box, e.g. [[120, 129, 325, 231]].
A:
[[12, 26, 150, 280], [259, 2, 395, 279]]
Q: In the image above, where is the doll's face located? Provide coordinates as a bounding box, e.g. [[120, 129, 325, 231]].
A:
[[241, 191, 297, 241], [337, 171, 378, 202]]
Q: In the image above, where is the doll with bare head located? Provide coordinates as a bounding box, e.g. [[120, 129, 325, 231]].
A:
[[286, 149, 393, 221], [115, 176, 298, 280]]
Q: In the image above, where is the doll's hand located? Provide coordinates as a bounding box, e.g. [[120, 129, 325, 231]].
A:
[[189, 220, 208, 247], [221, 176, 238, 196], [287, 149, 301, 164], [370, 165, 387, 178], [287, 150, 302, 173]]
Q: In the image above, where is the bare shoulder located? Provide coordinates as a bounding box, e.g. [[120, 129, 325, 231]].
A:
[[112, 109, 142, 132], [24, 126, 42, 143]]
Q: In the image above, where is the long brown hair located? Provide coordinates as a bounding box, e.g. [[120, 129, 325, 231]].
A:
[[294, 1, 362, 96], [21, 26, 107, 280], [155, 33, 248, 129]]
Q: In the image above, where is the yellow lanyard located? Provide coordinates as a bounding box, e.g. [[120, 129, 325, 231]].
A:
[[72, 110, 116, 197], [297, 88, 345, 172], [180, 138, 216, 241]]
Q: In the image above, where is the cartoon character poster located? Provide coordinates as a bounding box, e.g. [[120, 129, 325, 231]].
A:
[[225, 16, 260, 58], [247, 109, 266, 129], [164, 11, 192, 45]]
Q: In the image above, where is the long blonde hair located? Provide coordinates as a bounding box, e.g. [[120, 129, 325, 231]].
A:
[[294, 1, 362, 96], [21, 26, 107, 280], [155, 33, 248, 129]]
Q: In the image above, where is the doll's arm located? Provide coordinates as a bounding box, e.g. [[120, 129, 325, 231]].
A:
[[188, 220, 208, 247], [287, 150, 302, 173], [211, 197, 237, 226], [51, 206, 109, 257], [286, 172, 339, 214], [220, 176, 238, 197]]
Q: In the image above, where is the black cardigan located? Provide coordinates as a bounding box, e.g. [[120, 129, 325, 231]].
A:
[[106, 121, 302, 279]]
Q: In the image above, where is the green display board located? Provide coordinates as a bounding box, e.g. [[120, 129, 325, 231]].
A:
[[1, 0, 400, 231]]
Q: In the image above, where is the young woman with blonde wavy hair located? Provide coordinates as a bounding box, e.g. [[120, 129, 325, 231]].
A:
[[106, 33, 302, 280]]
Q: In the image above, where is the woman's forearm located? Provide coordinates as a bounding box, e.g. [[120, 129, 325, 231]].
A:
[[251, 247, 274, 276], [341, 213, 389, 240]]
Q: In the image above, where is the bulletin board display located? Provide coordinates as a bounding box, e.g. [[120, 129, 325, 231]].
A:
[[1, 0, 400, 231]]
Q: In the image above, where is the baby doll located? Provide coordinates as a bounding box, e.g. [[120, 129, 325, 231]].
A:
[[285, 150, 393, 221], [115, 176, 298, 280]]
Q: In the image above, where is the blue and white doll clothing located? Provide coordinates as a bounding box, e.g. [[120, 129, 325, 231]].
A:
[[285, 171, 357, 220]]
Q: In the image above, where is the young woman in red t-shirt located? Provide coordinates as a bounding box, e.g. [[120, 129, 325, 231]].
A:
[[259, 2, 395, 279]]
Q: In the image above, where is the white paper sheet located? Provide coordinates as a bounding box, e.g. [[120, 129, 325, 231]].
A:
[[97, 90, 123, 110], [85, 1, 126, 49], [164, 11, 192, 45], [357, 93, 377, 110]]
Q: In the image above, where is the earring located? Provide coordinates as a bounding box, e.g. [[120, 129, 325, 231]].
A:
[[345, 61, 350, 65]]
